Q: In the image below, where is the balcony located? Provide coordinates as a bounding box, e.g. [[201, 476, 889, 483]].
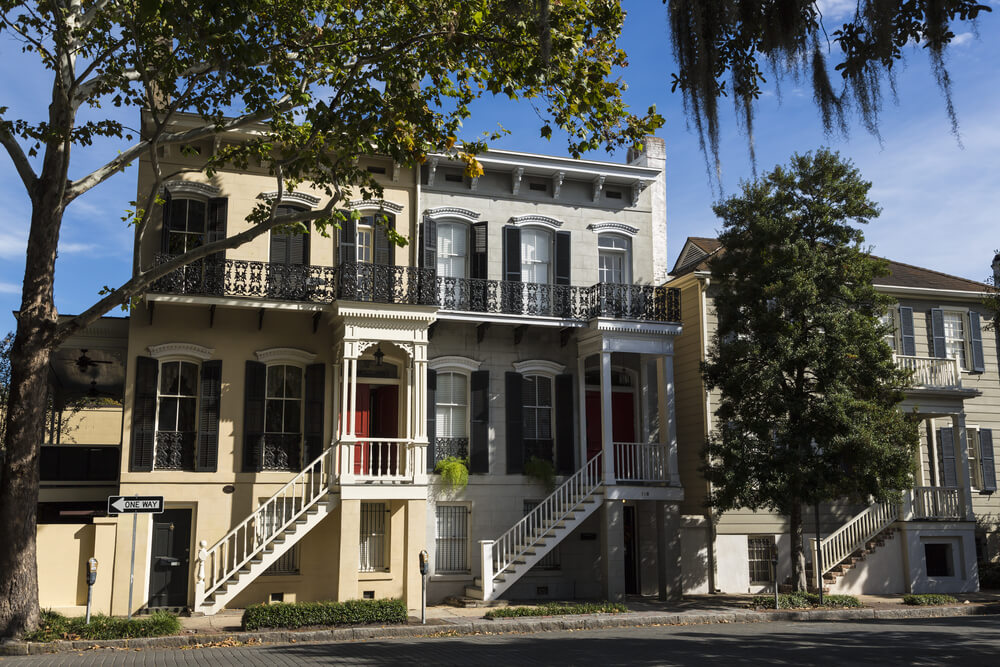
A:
[[895, 355, 963, 391], [149, 255, 681, 323], [910, 486, 965, 520]]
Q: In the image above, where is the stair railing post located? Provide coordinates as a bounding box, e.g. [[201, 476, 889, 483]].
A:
[[480, 540, 495, 599], [195, 539, 208, 610]]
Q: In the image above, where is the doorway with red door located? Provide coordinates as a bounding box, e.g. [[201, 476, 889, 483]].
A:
[[352, 380, 400, 477]]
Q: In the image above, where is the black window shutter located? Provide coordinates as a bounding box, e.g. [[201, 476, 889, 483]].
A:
[[419, 217, 437, 269], [243, 360, 267, 472], [339, 215, 356, 265], [373, 215, 395, 266], [288, 225, 309, 265], [979, 428, 997, 493], [554, 374, 574, 474], [426, 369, 437, 472], [554, 231, 571, 286], [931, 308, 947, 359], [270, 230, 288, 264], [130, 356, 159, 472], [196, 360, 222, 472], [304, 363, 325, 463], [505, 372, 524, 474], [159, 191, 173, 254], [207, 197, 227, 245], [969, 311, 985, 373], [898, 307, 916, 356], [938, 428, 957, 487], [502, 226, 522, 282], [470, 370, 490, 473], [471, 221, 488, 279]]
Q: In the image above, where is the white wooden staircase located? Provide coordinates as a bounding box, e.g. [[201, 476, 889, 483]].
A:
[[808, 499, 899, 592], [466, 452, 605, 601], [194, 448, 337, 615]]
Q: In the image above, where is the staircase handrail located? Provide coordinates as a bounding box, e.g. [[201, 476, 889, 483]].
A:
[[197, 446, 334, 606], [491, 452, 604, 578], [816, 499, 898, 577]]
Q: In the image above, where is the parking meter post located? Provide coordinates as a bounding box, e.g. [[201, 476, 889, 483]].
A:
[[127, 505, 137, 620], [85, 558, 98, 624], [772, 546, 779, 610], [419, 550, 429, 624]]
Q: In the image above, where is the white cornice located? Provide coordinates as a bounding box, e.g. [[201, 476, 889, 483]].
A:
[[255, 347, 317, 365], [509, 214, 563, 229], [424, 206, 481, 223], [513, 359, 566, 376], [346, 198, 404, 214], [588, 222, 639, 237], [874, 284, 989, 300], [429, 355, 483, 373], [148, 342, 215, 361], [260, 191, 321, 208], [162, 180, 221, 198]]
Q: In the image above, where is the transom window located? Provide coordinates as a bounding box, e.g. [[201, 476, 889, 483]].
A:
[[522, 375, 552, 441], [598, 234, 631, 284], [521, 228, 552, 284], [942, 311, 968, 369], [265, 365, 303, 436], [166, 199, 206, 254], [437, 222, 468, 279]]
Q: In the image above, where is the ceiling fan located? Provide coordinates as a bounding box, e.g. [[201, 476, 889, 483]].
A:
[[73, 349, 113, 372]]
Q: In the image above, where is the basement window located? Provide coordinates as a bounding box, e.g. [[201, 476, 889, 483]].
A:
[[924, 543, 954, 577]]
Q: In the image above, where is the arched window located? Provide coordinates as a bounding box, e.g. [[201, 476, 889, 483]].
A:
[[598, 233, 632, 284], [155, 360, 200, 470], [263, 363, 304, 470]]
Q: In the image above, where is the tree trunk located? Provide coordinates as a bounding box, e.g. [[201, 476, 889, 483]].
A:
[[789, 502, 807, 592]]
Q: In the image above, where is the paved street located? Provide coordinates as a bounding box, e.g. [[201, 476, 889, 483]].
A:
[[3, 616, 999, 666]]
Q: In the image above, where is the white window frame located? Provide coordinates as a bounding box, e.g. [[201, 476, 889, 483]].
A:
[[941, 308, 971, 370], [164, 196, 208, 255], [263, 363, 305, 439], [597, 233, 632, 285], [435, 371, 470, 441], [357, 221, 373, 263], [967, 426, 983, 491], [879, 309, 899, 353], [434, 503, 470, 574], [147, 343, 215, 471], [429, 356, 482, 467], [360, 501, 389, 572], [436, 221, 469, 279], [520, 226, 553, 285], [748, 535, 776, 584]]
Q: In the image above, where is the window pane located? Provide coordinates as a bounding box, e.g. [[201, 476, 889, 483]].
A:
[[265, 400, 283, 433], [536, 376, 552, 406], [178, 362, 199, 396], [158, 397, 178, 431], [267, 366, 284, 398], [537, 407, 552, 439], [450, 406, 467, 437], [169, 199, 189, 229], [160, 362, 179, 395], [284, 366, 303, 398], [177, 397, 197, 432], [186, 200, 206, 233], [168, 233, 187, 254], [283, 400, 301, 434]]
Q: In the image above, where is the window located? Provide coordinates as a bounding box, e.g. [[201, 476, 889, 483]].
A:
[[437, 223, 468, 279], [521, 228, 552, 284], [879, 311, 897, 352], [264, 364, 303, 470], [523, 374, 553, 462], [357, 222, 373, 263], [924, 543, 954, 577], [269, 204, 309, 265], [748, 536, 775, 584], [598, 234, 631, 284], [435, 505, 469, 573], [155, 361, 199, 470], [165, 199, 206, 254], [435, 372, 469, 463], [360, 502, 388, 572], [942, 311, 968, 369]]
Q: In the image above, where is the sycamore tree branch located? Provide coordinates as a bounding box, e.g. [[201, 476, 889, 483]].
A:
[[78, 0, 114, 30], [73, 58, 222, 105], [56, 194, 344, 344], [0, 128, 38, 192]]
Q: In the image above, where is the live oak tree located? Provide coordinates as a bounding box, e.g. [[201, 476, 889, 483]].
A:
[[0, 0, 662, 636], [664, 0, 993, 178], [702, 149, 919, 592]]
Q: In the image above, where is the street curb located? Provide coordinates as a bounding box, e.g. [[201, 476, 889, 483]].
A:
[[3, 604, 999, 656]]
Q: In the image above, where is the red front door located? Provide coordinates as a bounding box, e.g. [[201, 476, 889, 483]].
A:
[[353, 384, 371, 474], [354, 384, 399, 475], [586, 390, 637, 465]]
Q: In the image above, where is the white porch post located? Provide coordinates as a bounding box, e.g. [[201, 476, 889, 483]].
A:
[[951, 413, 975, 521], [331, 360, 341, 480], [600, 350, 615, 485], [577, 355, 588, 468], [657, 355, 680, 486], [339, 347, 356, 484], [413, 342, 429, 485]]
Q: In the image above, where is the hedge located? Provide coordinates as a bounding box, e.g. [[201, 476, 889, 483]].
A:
[[24, 610, 180, 642], [241, 599, 408, 630], [902, 594, 958, 606], [751, 593, 862, 610], [484, 602, 627, 619]]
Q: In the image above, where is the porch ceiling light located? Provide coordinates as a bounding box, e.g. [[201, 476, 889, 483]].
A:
[[374, 345, 385, 367]]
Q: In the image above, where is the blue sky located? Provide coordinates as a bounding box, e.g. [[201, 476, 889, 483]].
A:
[[0, 1, 997, 328]]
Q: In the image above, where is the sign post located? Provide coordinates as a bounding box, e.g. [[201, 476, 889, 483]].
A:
[[107, 495, 164, 619]]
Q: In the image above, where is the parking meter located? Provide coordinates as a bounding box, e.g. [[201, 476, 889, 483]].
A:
[[419, 550, 429, 576], [419, 550, 429, 624], [86, 558, 98, 623], [770, 546, 780, 609]]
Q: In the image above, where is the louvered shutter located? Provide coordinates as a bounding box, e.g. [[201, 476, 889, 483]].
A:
[[207, 197, 227, 245], [419, 217, 437, 269], [288, 226, 309, 265], [470, 370, 490, 473], [471, 222, 488, 279], [374, 216, 395, 266], [302, 363, 325, 464], [554, 231, 571, 286], [130, 356, 159, 472], [426, 369, 437, 472], [979, 428, 996, 493], [243, 361, 266, 472], [898, 307, 916, 356], [159, 191, 173, 254], [339, 215, 356, 265], [931, 308, 947, 359], [969, 311, 985, 373], [554, 373, 574, 474], [938, 428, 958, 487], [505, 372, 524, 474], [270, 229, 288, 264], [502, 226, 521, 282], [196, 360, 222, 472]]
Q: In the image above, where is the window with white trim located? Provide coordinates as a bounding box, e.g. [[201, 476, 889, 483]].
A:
[[968, 428, 983, 490], [437, 222, 468, 279], [942, 311, 968, 369], [154, 360, 199, 470], [360, 502, 388, 572], [878, 311, 897, 352], [598, 234, 631, 284], [521, 228, 552, 284], [165, 199, 206, 254], [435, 372, 469, 463], [435, 505, 469, 573], [263, 364, 303, 470], [748, 535, 775, 584], [357, 222, 373, 263], [523, 375, 553, 441]]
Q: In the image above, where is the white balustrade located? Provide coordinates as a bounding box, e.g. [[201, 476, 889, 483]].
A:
[[340, 438, 414, 482], [613, 442, 669, 483], [895, 355, 962, 389], [912, 486, 963, 520], [815, 499, 899, 581]]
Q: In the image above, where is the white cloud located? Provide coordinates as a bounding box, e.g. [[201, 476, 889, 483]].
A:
[[0, 231, 26, 259], [951, 32, 974, 48], [816, 0, 856, 21], [0, 282, 20, 295], [59, 242, 97, 254]]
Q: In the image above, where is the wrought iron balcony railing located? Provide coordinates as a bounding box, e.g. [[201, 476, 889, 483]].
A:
[[150, 255, 681, 323]]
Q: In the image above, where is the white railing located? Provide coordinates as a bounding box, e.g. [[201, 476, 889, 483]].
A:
[[895, 355, 962, 389], [814, 500, 899, 581], [480, 451, 604, 599], [194, 447, 334, 609], [338, 438, 416, 482], [613, 442, 669, 483], [912, 486, 963, 520]]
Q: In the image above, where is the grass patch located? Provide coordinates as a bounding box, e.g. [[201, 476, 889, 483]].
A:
[[902, 594, 958, 606], [484, 601, 627, 619], [24, 610, 180, 642], [751, 593, 862, 610], [241, 599, 408, 631]]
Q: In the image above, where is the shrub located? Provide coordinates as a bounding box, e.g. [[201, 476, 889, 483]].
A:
[[902, 594, 958, 606], [435, 456, 469, 490], [24, 610, 180, 642], [241, 599, 408, 630], [979, 561, 1000, 590], [484, 602, 627, 619], [524, 456, 556, 492], [750, 593, 862, 610]]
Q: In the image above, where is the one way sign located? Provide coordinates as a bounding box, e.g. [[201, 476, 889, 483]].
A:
[[107, 495, 164, 515]]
